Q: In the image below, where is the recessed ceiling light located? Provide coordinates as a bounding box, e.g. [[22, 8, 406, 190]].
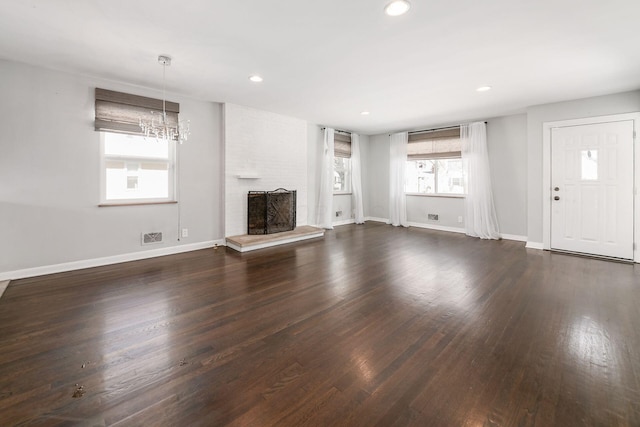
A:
[[476, 86, 492, 92], [384, 0, 411, 16], [360, 111, 370, 116], [249, 75, 263, 83]]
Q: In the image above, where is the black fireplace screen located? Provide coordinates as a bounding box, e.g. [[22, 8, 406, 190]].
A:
[[248, 188, 297, 235]]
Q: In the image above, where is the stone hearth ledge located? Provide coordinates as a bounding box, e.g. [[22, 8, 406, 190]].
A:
[[225, 226, 325, 252]]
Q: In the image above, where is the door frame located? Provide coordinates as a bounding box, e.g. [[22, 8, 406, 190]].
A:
[[542, 112, 640, 262]]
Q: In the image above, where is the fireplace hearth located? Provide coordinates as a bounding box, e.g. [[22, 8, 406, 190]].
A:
[[247, 188, 296, 235]]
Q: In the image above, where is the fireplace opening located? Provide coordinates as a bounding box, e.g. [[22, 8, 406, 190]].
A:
[[247, 188, 296, 235]]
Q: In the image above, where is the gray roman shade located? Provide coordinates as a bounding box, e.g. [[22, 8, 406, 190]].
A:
[[334, 132, 352, 158], [95, 88, 180, 136], [407, 127, 461, 159]]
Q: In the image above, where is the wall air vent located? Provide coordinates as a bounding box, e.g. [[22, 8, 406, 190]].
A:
[[141, 232, 163, 245]]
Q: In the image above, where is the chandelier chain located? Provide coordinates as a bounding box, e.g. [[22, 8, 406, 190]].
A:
[[139, 55, 190, 143]]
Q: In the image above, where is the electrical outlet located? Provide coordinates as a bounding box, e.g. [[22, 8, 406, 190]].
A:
[[335, 210, 343, 217], [458, 216, 463, 223], [428, 213, 439, 221], [181, 228, 189, 238]]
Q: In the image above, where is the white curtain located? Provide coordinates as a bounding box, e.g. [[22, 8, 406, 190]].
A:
[[316, 127, 334, 229], [388, 132, 408, 227], [461, 122, 500, 239], [351, 133, 365, 224]]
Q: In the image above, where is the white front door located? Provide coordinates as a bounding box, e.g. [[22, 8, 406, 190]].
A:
[[550, 120, 634, 259]]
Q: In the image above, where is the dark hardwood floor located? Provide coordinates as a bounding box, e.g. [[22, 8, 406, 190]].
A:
[[1, 222, 639, 426]]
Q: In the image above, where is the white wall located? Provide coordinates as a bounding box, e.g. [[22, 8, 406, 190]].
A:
[[224, 103, 308, 237], [526, 90, 640, 244], [488, 114, 527, 237], [0, 59, 223, 277], [406, 196, 465, 229], [307, 123, 321, 225], [364, 134, 390, 221]]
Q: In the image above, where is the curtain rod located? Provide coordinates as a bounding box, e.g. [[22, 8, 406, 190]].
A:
[[406, 121, 488, 135], [321, 127, 352, 135]]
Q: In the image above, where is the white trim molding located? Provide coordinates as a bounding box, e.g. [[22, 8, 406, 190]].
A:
[[526, 241, 544, 250], [0, 240, 226, 281], [542, 112, 640, 263], [365, 217, 390, 223], [408, 223, 527, 243], [500, 233, 528, 242], [333, 218, 356, 227], [408, 222, 466, 234]]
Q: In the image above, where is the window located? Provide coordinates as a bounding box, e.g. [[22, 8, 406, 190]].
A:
[[405, 127, 465, 196], [101, 132, 175, 204], [334, 132, 352, 193], [95, 88, 181, 206], [334, 156, 351, 193], [406, 158, 464, 195]]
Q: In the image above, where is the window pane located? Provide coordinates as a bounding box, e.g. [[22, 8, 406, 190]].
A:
[[102, 132, 173, 202], [406, 160, 435, 194], [581, 150, 598, 180], [333, 157, 351, 192], [333, 170, 344, 191], [126, 176, 138, 190], [106, 162, 169, 200], [104, 133, 168, 159], [436, 158, 464, 194]]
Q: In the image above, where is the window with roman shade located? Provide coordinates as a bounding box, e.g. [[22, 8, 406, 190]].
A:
[[94, 88, 180, 136], [405, 127, 465, 195], [407, 127, 461, 159], [95, 88, 178, 206], [334, 132, 352, 158]]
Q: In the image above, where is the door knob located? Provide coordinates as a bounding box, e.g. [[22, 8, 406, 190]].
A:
[[554, 196, 560, 201], [554, 187, 560, 191]]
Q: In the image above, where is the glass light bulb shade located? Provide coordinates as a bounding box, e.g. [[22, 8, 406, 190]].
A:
[[249, 75, 263, 83], [384, 0, 411, 16], [476, 86, 492, 92]]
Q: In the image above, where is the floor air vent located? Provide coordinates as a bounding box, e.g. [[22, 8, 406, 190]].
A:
[[142, 232, 163, 245]]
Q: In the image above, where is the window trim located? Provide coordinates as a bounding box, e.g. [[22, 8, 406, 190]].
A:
[[99, 132, 177, 206], [405, 192, 465, 199]]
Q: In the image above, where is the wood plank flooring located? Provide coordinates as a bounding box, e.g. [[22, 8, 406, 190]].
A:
[[0, 222, 639, 426]]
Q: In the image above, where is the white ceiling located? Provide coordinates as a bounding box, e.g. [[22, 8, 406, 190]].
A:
[[1, 0, 639, 135]]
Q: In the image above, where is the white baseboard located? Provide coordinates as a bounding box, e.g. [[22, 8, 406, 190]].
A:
[[501, 233, 528, 242], [408, 223, 528, 243], [526, 241, 544, 250], [365, 217, 389, 223], [333, 218, 356, 227], [408, 222, 466, 234], [0, 239, 226, 281]]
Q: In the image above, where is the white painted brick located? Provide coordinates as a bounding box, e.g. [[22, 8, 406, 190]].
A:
[[224, 103, 308, 237]]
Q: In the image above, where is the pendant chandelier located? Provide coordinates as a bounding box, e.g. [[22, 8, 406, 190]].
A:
[[139, 55, 190, 143]]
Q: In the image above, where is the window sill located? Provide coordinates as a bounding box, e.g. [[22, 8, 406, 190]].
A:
[[333, 192, 353, 196], [99, 200, 178, 207], [405, 193, 465, 199]]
